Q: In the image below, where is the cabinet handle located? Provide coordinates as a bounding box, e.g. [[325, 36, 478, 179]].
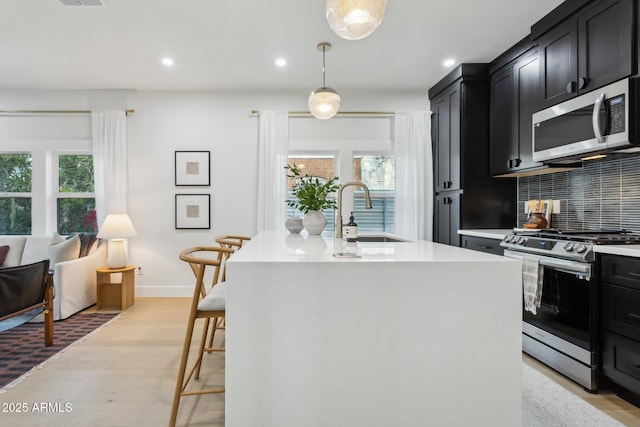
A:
[[514, 158, 522, 167], [628, 312, 640, 321], [578, 77, 588, 90], [566, 81, 577, 94], [508, 159, 513, 169]]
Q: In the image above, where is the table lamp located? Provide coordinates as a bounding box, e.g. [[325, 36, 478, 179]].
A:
[[97, 213, 137, 268]]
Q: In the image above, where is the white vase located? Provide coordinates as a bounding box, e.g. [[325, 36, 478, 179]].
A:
[[303, 210, 327, 235], [285, 216, 303, 234]]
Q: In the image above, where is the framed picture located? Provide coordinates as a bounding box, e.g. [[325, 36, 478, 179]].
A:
[[175, 151, 210, 186], [175, 194, 210, 229]]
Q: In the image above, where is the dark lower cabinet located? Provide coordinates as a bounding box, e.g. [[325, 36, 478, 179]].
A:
[[434, 192, 461, 246], [461, 235, 503, 255], [601, 254, 640, 398]]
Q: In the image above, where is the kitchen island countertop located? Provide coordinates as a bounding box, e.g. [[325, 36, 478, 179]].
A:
[[225, 231, 522, 427]]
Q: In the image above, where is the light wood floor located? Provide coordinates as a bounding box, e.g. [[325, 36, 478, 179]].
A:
[[1, 297, 640, 426]]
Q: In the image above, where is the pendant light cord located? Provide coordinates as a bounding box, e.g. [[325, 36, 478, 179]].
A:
[[322, 44, 326, 88]]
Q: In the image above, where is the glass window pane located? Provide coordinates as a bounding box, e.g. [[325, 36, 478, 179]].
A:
[[353, 155, 395, 191], [0, 153, 32, 193], [0, 197, 32, 235], [353, 155, 395, 234], [59, 155, 94, 193], [287, 156, 337, 188], [57, 198, 97, 234], [354, 197, 395, 233]]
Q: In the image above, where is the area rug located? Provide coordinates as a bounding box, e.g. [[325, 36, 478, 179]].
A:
[[0, 312, 120, 390], [522, 362, 625, 426]]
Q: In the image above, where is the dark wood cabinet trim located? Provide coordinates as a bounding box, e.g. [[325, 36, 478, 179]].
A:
[[428, 63, 489, 99], [531, 0, 593, 40], [489, 35, 536, 74]]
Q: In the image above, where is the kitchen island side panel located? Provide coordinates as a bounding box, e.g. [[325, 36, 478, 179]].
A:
[[226, 250, 521, 427]]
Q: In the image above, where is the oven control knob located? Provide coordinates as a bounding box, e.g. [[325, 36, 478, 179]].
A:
[[517, 237, 526, 245], [576, 244, 588, 254], [504, 235, 512, 243], [564, 243, 575, 252]]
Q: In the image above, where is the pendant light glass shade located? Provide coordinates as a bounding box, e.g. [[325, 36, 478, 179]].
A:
[[308, 87, 341, 120], [308, 42, 340, 120], [326, 0, 387, 40]]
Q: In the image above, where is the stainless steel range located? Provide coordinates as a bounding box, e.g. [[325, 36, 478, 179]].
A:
[[501, 229, 640, 391]]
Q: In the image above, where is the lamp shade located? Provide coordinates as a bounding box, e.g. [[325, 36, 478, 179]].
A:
[[97, 214, 137, 239], [308, 87, 341, 120], [326, 0, 387, 40]]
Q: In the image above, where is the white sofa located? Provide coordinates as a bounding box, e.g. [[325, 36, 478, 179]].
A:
[[0, 234, 107, 320]]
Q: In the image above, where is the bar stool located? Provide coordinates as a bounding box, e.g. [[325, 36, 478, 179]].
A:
[[169, 245, 234, 427], [201, 235, 252, 353]]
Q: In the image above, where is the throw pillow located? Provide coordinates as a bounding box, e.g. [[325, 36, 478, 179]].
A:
[[0, 245, 9, 267], [48, 234, 81, 266], [77, 233, 98, 258]]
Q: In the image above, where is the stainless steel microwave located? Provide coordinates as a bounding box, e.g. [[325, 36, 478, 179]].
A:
[[532, 78, 640, 163]]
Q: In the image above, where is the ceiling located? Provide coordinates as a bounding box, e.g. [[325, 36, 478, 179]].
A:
[[0, 0, 565, 92]]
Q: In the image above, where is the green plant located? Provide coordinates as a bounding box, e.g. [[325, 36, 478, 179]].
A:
[[285, 163, 339, 214]]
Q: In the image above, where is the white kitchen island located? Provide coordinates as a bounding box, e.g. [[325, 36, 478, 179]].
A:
[[225, 231, 522, 427]]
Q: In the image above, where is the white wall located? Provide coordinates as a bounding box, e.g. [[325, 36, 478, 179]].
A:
[[0, 89, 428, 296]]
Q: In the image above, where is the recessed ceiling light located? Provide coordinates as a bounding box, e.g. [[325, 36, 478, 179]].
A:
[[443, 58, 455, 67], [275, 58, 287, 67], [162, 57, 174, 67]]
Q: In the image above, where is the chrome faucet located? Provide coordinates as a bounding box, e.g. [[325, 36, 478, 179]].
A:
[[336, 181, 373, 238]]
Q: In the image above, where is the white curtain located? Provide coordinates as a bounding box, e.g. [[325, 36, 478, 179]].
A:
[[257, 111, 289, 232], [394, 111, 433, 241], [91, 110, 128, 227]]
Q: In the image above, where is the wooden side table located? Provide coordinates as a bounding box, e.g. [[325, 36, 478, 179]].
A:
[[96, 265, 135, 311]]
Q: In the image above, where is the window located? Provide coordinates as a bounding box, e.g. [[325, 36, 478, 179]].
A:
[[286, 153, 396, 235], [0, 153, 32, 235], [55, 153, 97, 234], [353, 155, 395, 233]]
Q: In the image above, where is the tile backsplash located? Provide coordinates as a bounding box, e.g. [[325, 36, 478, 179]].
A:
[[517, 155, 640, 231]]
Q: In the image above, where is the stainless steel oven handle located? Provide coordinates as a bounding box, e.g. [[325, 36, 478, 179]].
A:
[[503, 250, 591, 276], [592, 92, 606, 144]]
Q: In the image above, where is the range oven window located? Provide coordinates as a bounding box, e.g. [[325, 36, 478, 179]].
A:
[[523, 268, 592, 350]]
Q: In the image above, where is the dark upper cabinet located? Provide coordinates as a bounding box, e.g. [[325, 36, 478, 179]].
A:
[[537, 0, 634, 108], [490, 47, 543, 176], [433, 81, 461, 193], [490, 65, 516, 175], [429, 64, 516, 246]]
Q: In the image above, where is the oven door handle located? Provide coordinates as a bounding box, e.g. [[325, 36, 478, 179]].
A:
[[503, 250, 592, 278]]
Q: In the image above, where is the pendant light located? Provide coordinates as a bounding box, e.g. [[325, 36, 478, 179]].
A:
[[308, 42, 341, 120], [326, 0, 387, 41]]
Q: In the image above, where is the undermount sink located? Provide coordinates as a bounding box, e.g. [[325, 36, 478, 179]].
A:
[[355, 236, 410, 243]]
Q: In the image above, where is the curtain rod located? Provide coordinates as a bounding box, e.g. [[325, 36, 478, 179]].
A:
[[0, 109, 135, 116], [250, 109, 394, 117]]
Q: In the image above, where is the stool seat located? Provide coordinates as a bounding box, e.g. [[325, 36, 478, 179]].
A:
[[198, 281, 227, 311]]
